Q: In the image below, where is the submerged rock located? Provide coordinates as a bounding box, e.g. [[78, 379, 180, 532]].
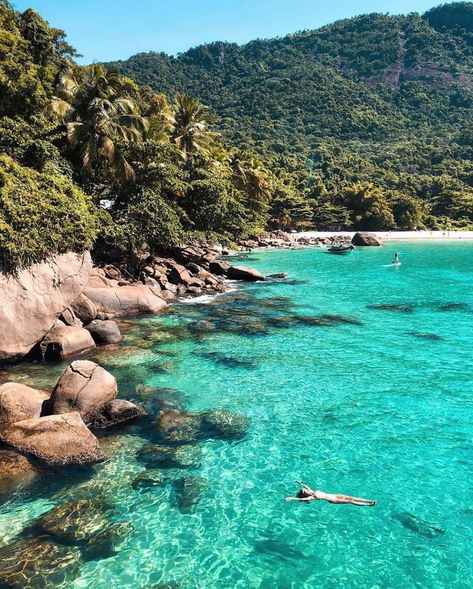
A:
[[137, 443, 202, 469], [0, 538, 81, 589], [132, 469, 166, 490], [50, 360, 117, 417], [367, 303, 414, 313], [31, 499, 110, 544], [86, 399, 147, 429], [155, 409, 202, 444], [405, 330, 443, 341], [393, 511, 445, 538], [0, 449, 37, 502], [201, 410, 251, 440], [438, 302, 471, 312], [198, 351, 257, 369], [0, 383, 49, 425], [297, 314, 363, 327], [0, 412, 105, 466], [171, 476, 208, 513]]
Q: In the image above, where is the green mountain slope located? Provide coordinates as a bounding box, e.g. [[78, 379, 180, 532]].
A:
[[107, 3, 473, 229]]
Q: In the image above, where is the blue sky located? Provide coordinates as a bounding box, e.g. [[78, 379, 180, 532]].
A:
[[14, 0, 456, 64]]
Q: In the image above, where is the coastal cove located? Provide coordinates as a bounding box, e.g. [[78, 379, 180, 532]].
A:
[[1, 242, 472, 588]]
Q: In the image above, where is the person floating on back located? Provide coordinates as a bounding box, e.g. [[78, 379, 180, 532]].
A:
[[286, 481, 376, 506]]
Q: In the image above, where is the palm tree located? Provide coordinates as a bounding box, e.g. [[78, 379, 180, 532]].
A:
[[45, 65, 148, 182], [230, 150, 271, 208], [145, 91, 174, 143], [171, 95, 217, 161]]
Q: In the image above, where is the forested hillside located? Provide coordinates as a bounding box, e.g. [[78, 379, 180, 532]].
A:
[[109, 2, 473, 230], [1, 2, 473, 278]]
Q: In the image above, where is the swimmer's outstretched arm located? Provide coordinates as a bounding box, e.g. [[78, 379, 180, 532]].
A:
[[294, 481, 314, 492]]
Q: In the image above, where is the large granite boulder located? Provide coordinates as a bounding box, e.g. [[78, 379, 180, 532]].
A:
[[351, 232, 383, 246], [0, 449, 37, 501], [69, 293, 98, 324], [168, 263, 194, 286], [87, 399, 147, 429], [0, 383, 49, 425], [49, 361, 117, 417], [227, 266, 266, 281], [0, 538, 81, 589], [85, 320, 123, 345], [209, 260, 230, 276], [39, 324, 96, 361], [0, 412, 105, 465], [84, 285, 167, 317], [0, 252, 92, 364]]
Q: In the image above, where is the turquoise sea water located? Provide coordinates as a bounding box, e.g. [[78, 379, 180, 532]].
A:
[[1, 242, 473, 589]]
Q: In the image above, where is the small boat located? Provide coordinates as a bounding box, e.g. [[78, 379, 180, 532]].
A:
[[327, 243, 355, 255]]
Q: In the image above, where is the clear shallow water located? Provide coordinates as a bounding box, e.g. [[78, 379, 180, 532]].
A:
[[1, 243, 473, 589]]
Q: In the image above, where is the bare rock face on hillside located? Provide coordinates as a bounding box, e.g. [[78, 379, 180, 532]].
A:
[[0, 412, 105, 466], [50, 360, 118, 417], [0, 252, 92, 364]]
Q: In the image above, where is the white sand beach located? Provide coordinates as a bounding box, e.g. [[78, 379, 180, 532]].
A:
[[296, 230, 473, 242]]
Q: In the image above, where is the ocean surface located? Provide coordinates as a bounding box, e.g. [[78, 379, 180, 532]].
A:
[[1, 242, 473, 589]]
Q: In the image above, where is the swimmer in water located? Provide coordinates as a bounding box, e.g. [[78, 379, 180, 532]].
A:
[[286, 481, 376, 506], [392, 252, 400, 264]]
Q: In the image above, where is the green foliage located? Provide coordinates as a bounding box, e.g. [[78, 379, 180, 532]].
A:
[[0, 155, 99, 273], [342, 182, 395, 230], [110, 2, 473, 230]]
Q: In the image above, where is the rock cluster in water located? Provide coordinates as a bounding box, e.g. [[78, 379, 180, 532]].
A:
[[0, 360, 146, 469]]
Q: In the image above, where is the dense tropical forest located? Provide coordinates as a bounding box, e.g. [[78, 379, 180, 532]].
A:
[[1, 2, 473, 274]]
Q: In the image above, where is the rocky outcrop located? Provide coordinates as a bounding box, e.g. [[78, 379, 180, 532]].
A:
[[0, 383, 49, 425], [351, 232, 383, 246], [84, 285, 167, 317], [209, 260, 230, 276], [85, 320, 123, 345], [69, 293, 98, 324], [87, 399, 147, 429], [227, 266, 267, 281], [39, 324, 96, 361], [0, 412, 105, 465], [0, 252, 92, 364], [50, 360, 117, 417], [0, 449, 37, 501]]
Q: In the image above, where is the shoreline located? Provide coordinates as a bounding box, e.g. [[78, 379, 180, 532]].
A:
[[295, 230, 473, 242]]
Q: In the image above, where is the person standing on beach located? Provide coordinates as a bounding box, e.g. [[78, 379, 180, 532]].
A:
[[286, 482, 376, 506]]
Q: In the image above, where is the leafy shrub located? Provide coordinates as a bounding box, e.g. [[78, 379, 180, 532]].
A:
[[0, 155, 98, 273]]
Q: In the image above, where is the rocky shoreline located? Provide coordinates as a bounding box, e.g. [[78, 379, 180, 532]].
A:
[[0, 231, 382, 499]]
